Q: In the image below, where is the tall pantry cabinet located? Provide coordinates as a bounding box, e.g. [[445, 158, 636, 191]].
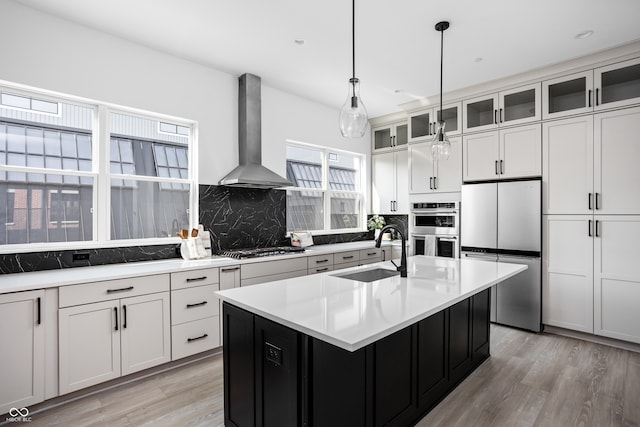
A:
[[543, 106, 640, 343]]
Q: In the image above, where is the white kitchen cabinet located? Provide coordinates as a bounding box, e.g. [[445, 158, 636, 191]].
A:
[[0, 290, 45, 414], [463, 83, 541, 133], [543, 107, 640, 215], [372, 149, 408, 214], [543, 215, 594, 333], [58, 275, 170, 394], [409, 137, 461, 194], [462, 124, 541, 182], [542, 115, 594, 214], [408, 102, 461, 143], [372, 121, 408, 153], [594, 216, 640, 344], [542, 58, 640, 119]]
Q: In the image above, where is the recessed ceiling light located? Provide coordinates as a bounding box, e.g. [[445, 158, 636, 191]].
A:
[[294, 39, 305, 45], [474, 57, 483, 63], [574, 30, 594, 40], [394, 89, 403, 94]]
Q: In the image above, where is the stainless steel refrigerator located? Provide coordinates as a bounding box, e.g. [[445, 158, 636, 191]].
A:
[[461, 179, 541, 332]]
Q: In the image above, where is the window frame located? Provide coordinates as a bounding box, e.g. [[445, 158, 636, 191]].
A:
[[285, 140, 365, 235], [0, 82, 198, 253]]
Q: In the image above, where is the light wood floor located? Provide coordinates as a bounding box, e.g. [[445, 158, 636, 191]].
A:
[[16, 325, 640, 427]]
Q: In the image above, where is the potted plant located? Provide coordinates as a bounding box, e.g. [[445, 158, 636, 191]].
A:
[[367, 215, 386, 239]]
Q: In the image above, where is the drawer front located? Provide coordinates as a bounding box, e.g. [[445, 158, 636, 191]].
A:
[[171, 316, 220, 360], [59, 274, 170, 308], [359, 248, 382, 263], [307, 254, 334, 269], [241, 257, 308, 280], [241, 269, 307, 287], [171, 267, 219, 290], [334, 250, 360, 265], [171, 284, 219, 325], [333, 261, 360, 271], [308, 265, 334, 275]]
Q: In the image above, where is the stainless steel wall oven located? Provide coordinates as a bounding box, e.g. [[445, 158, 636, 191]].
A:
[[410, 201, 460, 258]]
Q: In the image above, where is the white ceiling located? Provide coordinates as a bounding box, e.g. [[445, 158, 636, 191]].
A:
[[14, 0, 640, 118]]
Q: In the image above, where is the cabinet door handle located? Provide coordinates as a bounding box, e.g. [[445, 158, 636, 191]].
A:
[[499, 108, 504, 123], [595, 88, 600, 106], [595, 220, 600, 237], [494, 109, 498, 124], [495, 160, 499, 175], [187, 333, 209, 343], [221, 266, 240, 272], [186, 276, 208, 283], [588, 193, 593, 210], [588, 89, 592, 108], [187, 301, 208, 308], [434, 176, 438, 189], [122, 305, 127, 329], [500, 159, 504, 175], [114, 307, 118, 331], [588, 220, 593, 237], [37, 297, 41, 325], [595, 193, 600, 210], [429, 176, 433, 189], [107, 286, 134, 294], [315, 259, 329, 264]]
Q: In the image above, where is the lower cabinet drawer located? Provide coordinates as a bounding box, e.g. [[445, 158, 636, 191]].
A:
[[308, 265, 334, 275], [171, 316, 220, 360], [171, 284, 219, 325], [359, 248, 382, 264], [334, 250, 360, 265]]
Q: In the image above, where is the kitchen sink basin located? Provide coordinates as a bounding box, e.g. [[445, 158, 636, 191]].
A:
[[333, 268, 400, 283]]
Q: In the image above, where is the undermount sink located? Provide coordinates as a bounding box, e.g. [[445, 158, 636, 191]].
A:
[[333, 268, 400, 283]]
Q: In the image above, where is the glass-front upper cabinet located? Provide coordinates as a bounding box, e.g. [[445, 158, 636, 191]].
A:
[[372, 121, 407, 153], [463, 83, 541, 133], [595, 57, 640, 111], [543, 71, 594, 119], [408, 102, 461, 142]]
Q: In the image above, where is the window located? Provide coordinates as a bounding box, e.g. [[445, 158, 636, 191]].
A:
[[286, 142, 364, 233], [0, 85, 196, 248]]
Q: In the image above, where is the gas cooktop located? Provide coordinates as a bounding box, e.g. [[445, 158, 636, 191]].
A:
[[219, 246, 305, 259]]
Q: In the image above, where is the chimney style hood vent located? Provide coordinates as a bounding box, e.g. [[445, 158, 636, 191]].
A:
[[218, 73, 293, 189]]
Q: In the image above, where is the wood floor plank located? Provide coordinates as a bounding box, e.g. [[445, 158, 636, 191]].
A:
[[16, 325, 640, 427]]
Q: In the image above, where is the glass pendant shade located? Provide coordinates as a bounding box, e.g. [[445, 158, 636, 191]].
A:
[[430, 120, 451, 160], [339, 77, 368, 137]]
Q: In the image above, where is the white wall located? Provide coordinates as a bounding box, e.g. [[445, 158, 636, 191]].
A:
[[0, 1, 370, 187]]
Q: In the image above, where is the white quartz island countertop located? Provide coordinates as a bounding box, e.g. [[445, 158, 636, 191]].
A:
[[216, 255, 527, 352]]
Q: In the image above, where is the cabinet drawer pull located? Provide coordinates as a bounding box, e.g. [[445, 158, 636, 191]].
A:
[[588, 220, 593, 237], [595, 193, 600, 210], [315, 267, 329, 272], [37, 297, 41, 325], [588, 89, 592, 108], [221, 267, 240, 272], [186, 301, 208, 308], [315, 259, 329, 264], [122, 305, 127, 329], [367, 252, 377, 256], [186, 276, 208, 283], [341, 255, 354, 260], [187, 333, 208, 343], [107, 286, 134, 294], [114, 307, 118, 331], [588, 193, 593, 210]]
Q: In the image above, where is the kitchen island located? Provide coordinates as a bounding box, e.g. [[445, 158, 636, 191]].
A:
[[216, 255, 526, 427]]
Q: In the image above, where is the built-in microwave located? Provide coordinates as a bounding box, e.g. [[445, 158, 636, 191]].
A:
[[410, 201, 460, 258]]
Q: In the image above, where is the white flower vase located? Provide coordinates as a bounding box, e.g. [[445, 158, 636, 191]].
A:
[[374, 229, 381, 240]]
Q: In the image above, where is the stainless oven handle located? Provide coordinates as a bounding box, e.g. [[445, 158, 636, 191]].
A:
[[411, 211, 458, 214], [437, 236, 458, 241]]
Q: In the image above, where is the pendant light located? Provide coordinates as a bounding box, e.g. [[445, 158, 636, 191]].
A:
[[339, 0, 368, 138], [431, 21, 451, 161]]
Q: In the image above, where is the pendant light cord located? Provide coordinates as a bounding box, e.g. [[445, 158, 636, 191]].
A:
[[439, 25, 443, 120], [352, 0, 356, 81]]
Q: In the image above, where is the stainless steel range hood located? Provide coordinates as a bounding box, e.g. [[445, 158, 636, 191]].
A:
[[218, 73, 293, 189]]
